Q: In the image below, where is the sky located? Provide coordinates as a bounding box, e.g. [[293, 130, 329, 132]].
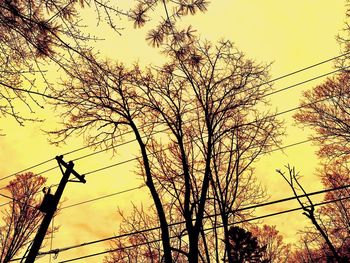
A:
[[0, 1, 347, 262]]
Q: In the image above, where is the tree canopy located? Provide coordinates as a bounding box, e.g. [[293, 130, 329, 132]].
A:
[[0, 173, 47, 262]]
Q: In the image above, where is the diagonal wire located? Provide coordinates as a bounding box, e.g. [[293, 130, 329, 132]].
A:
[[0, 136, 316, 210], [29, 193, 350, 263], [1, 53, 347, 182], [30, 184, 350, 259]]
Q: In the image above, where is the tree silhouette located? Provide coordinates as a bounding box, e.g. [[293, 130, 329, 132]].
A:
[[104, 204, 188, 263], [294, 72, 350, 164], [0, 172, 48, 263], [293, 19, 350, 259], [276, 165, 342, 262], [318, 163, 350, 261], [0, 0, 209, 124], [104, 172, 267, 262], [0, 0, 92, 123], [286, 163, 350, 262], [49, 36, 282, 262], [227, 226, 268, 263]]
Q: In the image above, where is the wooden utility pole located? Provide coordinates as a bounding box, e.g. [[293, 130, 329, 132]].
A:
[[24, 155, 86, 263]]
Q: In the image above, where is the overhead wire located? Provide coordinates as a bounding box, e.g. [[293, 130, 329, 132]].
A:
[[0, 52, 347, 182], [4, 137, 313, 255], [23, 189, 350, 263], [56, 194, 350, 263], [76, 64, 348, 174], [5, 161, 346, 262], [0, 158, 55, 182], [1, 56, 348, 262], [60, 185, 144, 209], [0, 135, 319, 210], [58, 195, 350, 262], [1, 137, 345, 260], [0, 84, 344, 210], [22, 63, 350, 179], [80, 89, 341, 177], [28, 183, 350, 259], [57, 52, 349, 157], [0, 79, 344, 206], [58, 136, 320, 210]]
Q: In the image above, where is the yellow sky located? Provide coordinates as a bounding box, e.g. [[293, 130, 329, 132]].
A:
[[0, 1, 347, 262]]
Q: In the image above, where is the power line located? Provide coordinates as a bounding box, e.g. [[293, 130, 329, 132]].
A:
[[0, 134, 318, 211], [40, 64, 350, 178], [1, 52, 346, 182], [0, 193, 39, 210], [80, 91, 338, 177], [0, 167, 59, 192], [0, 62, 346, 258], [0, 82, 338, 208], [263, 66, 347, 97], [73, 65, 347, 174], [0, 136, 318, 210], [0, 158, 55, 182], [58, 136, 319, 210], [0, 78, 337, 205], [42, 194, 350, 263], [58, 53, 347, 157], [60, 185, 144, 209], [58, 195, 350, 263], [31, 184, 350, 259]]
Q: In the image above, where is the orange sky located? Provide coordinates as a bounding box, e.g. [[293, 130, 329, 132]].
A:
[[0, 1, 347, 262]]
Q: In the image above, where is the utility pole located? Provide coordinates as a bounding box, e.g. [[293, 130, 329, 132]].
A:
[[24, 155, 86, 263]]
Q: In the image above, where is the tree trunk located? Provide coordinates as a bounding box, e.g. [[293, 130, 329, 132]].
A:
[[188, 234, 199, 263], [222, 214, 234, 263], [131, 123, 173, 263], [308, 212, 342, 263]]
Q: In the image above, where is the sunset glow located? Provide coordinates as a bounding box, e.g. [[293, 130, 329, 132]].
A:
[[0, 1, 348, 262]]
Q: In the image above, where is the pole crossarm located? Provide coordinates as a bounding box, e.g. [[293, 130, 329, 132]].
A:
[[24, 156, 86, 263], [56, 155, 86, 183]]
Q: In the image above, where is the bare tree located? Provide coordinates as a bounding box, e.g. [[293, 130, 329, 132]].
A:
[[335, 0, 350, 69], [49, 51, 175, 261], [250, 224, 291, 263], [0, 172, 48, 263], [0, 0, 209, 124], [287, 236, 324, 263], [318, 162, 350, 260], [49, 37, 282, 262], [276, 165, 342, 262], [286, 162, 350, 263], [104, 165, 268, 262], [293, 57, 350, 263], [103, 205, 163, 263], [0, 0, 94, 123], [0, 0, 112, 123], [132, 39, 281, 262], [104, 204, 189, 263], [294, 72, 350, 164]]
